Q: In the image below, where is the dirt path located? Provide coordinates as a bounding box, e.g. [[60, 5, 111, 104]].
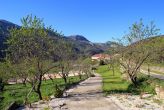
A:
[[140, 69, 164, 80], [21, 74, 122, 110]]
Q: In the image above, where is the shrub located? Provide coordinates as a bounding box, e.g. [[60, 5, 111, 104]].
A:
[[42, 96, 50, 101], [99, 60, 106, 65], [127, 76, 156, 94], [0, 78, 4, 92], [91, 67, 97, 70], [54, 84, 63, 98]]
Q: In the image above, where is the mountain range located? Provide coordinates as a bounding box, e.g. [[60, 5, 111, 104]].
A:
[[0, 19, 119, 58]]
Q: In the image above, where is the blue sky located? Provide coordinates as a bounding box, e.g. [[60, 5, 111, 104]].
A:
[[0, 0, 163, 43]]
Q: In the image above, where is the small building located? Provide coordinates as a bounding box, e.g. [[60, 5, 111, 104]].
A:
[[91, 54, 110, 61]]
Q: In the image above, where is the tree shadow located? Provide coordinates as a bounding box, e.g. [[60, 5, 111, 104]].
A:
[[103, 84, 140, 95], [104, 89, 130, 94], [103, 80, 125, 84], [66, 91, 103, 100]]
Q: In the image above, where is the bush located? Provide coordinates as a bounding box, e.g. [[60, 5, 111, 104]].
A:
[[0, 96, 4, 102], [127, 76, 155, 94], [91, 67, 97, 70], [54, 84, 63, 98], [0, 78, 4, 92], [42, 96, 50, 101], [99, 60, 106, 65]]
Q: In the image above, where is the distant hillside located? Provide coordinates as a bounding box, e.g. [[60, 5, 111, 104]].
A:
[[0, 20, 20, 33], [141, 35, 164, 64], [125, 35, 164, 64], [68, 35, 89, 42], [0, 20, 115, 58], [65, 35, 104, 56], [0, 20, 20, 58]]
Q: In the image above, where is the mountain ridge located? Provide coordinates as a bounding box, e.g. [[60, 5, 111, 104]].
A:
[[0, 19, 115, 58]]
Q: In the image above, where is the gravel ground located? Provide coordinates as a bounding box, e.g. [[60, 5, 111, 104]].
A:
[[107, 94, 164, 110]]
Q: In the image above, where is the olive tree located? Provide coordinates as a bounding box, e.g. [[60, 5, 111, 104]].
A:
[[0, 61, 12, 91], [6, 15, 57, 100], [118, 19, 160, 86], [55, 39, 74, 84], [81, 58, 93, 77]]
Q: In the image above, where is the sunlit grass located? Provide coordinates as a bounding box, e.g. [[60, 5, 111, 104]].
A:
[[96, 65, 164, 95], [96, 65, 130, 95]]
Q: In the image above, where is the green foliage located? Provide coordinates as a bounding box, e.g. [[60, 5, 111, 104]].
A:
[[127, 75, 156, 94], [6, 15, 55, 70], [125, 19, 159, 44], [73, 57, 94, 79], [143, 36, 164, 64], [118, 19, 160, 86], [53, 38, 75, 84], [5, 14, 61, 100], [7, 15, 54, 63], [82, 57, 92, 64], [0, 78, 4, 92], [0, 61, 14, 92], [54, 84, 63, 98], [99, 60, 106, 65]]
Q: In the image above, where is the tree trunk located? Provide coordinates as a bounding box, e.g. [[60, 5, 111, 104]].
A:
[[112, 65, 115, 76], [36, 74, 42, 100], [37, 89, 42, 100], [148, 64, 150, 77], [61, 66, 67, 84], [78, 71, 82, 79], [22, 78, 27, 86], [48, 74, 54, 83], [63, 76, 67, 84], [131, 76, 138, 87], [0, 78, 4, 92], [85, 72, 89, 78]]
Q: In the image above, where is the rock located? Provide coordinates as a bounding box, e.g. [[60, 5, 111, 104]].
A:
[[155, 85, 164, 99], [107, 94, 163, 110], [141, 94, 153, 99]]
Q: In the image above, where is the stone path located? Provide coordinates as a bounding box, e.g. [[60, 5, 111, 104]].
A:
[[63, 74, 121, 110], [21, 74, 122, 110]]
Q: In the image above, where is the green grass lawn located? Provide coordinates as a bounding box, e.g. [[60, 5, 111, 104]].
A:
[[140, 74, 164, 88], [96, 65, 130, 95], [96, 65, 164, 95], [0, 76, 87, 110]]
